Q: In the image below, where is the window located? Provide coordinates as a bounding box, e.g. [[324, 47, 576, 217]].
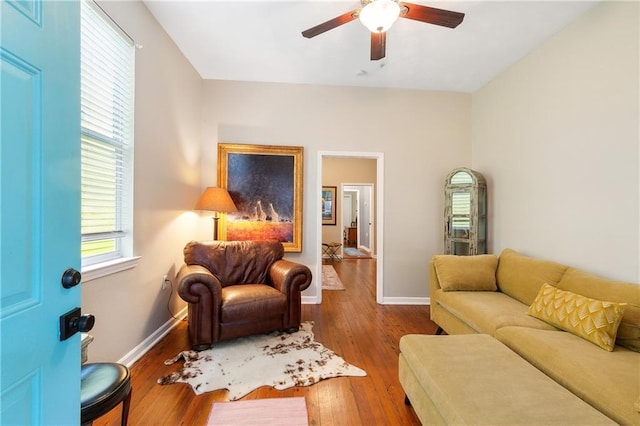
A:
[[80, 0, 135, 271]]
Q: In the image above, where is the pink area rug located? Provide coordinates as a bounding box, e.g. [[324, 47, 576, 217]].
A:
[[207, 397, 308, 425]]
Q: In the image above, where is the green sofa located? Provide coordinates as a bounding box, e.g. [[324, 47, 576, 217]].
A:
[[408, 249, 639, 424]]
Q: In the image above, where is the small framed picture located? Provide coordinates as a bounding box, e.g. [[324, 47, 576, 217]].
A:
[[322, 186, 337, 226]]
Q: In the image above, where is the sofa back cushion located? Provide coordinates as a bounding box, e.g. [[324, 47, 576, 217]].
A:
[[496, 249, 568, 305], [432, 254, 498, 291], [184, 240, 284, 286], [558, 268, 640, 352]]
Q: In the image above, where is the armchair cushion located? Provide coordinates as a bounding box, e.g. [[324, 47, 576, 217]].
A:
[[221, 284, 286, 322]]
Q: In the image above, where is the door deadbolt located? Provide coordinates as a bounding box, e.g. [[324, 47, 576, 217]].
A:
[[59, 307, 95, 341]]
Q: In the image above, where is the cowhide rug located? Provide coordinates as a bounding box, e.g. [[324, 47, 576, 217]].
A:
[[157, 321, 366, 400]]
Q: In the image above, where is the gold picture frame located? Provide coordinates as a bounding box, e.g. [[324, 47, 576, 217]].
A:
[[217, 143, 304, 252]]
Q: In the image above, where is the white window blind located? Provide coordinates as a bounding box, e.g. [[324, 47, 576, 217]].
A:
[[80, 0, 134, 267], [451, 192, 471, 231], [450, 171, 472, 231]]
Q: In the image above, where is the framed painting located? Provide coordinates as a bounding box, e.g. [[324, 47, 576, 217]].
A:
[[217, 143, 304, 252], [322, 186, 337, 225]]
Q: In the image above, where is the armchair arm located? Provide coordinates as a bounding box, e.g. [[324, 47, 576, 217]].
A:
[[177, 264, 223, 304], [268, 259, 312, 295], [176, 264, 223, 349], [268, 259, 312, 330]]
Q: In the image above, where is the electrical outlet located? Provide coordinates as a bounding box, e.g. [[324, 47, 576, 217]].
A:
[[161, 274, 168, 290]]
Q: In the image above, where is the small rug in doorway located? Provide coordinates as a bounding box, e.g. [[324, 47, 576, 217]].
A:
[[157, 321, 366, 400], [343, 247, 370, 258], [207, 397, 308, 425], [322, 265, 345, 290]]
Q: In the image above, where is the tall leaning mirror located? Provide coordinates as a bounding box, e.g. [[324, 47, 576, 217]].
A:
[[444, 167, 487, 255]]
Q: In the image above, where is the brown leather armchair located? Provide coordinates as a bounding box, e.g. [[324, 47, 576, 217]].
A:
[[176, 240, 312, 350]]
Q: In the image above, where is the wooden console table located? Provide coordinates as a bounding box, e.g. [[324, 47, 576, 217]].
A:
[[345, 227, 357, 245]]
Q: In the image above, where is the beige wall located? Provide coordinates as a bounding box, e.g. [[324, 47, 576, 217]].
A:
[[201, 81, 472, 300], [82, 1, 205, 362], [322, 158, 377, 250], [472, 1, 639, 282]]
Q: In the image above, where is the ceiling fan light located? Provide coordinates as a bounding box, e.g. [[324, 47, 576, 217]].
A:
[[359, 0, 401, 33]]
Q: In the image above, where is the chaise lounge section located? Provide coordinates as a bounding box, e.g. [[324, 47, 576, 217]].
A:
[[399, 334, 614, 425]]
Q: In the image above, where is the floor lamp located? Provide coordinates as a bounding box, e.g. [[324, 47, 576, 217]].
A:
[[195, 187, 238, 240]]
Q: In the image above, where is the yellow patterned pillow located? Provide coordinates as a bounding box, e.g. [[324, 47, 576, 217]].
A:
[[527, 283, 627, 351]]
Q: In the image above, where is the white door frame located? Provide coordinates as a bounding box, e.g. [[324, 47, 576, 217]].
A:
[[317, 151, 384, 304]]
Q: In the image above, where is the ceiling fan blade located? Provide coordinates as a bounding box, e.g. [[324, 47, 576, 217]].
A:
[[301, 9, 359, 38], [400, 2, 464, 28], [370, 32, 386, 61]]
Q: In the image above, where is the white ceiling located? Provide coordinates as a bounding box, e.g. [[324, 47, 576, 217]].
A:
[[142, 1, 598, 93]]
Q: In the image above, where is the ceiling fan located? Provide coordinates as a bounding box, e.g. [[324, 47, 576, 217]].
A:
[[301, 0, 465, 61]]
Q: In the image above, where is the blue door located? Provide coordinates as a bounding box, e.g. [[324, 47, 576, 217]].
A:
[[1, 1, 81, 424]]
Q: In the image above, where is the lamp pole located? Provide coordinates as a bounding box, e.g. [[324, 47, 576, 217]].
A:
[[212, 215, 219, 240]]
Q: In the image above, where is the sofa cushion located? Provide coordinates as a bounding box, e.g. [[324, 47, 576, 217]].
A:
[[435, 289, 556, 335], [558, 268, 640, 352], [432, 254, 498, 291], [495, 326, 640, 425], [496, 249, 568, 305], [527, 283, 626, 351]]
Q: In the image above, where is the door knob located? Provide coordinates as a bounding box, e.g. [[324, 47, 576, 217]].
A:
[[61, 268, 81, 289]]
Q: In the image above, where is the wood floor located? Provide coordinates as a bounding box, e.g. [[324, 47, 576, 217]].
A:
[[94, 258, 438, 425]]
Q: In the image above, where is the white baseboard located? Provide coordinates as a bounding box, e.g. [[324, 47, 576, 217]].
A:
[[118, 307, 188, 367], [302, 294, 321, 304], [380, 296, 430, 305], [303, 295, 427, 305]]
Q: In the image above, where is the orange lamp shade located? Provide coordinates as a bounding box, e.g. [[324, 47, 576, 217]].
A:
[[194, 187, 238, 213]]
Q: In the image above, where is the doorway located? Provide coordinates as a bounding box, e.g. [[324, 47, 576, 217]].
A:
[[342, 190, 358, 247], [318, 151, 384, 304], [343, 184, 374, 252]]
